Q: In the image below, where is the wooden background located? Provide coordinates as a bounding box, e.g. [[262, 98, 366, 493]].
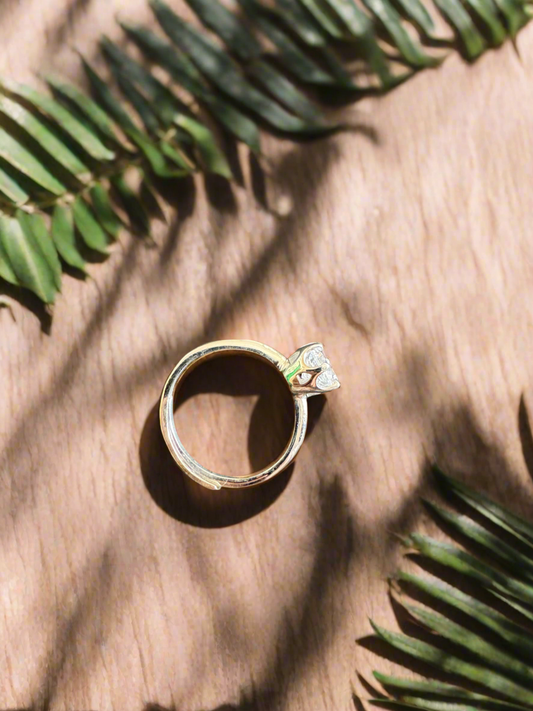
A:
[[2, 2, 533, 709]]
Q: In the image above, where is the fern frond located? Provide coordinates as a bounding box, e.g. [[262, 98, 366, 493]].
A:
[[0, 0, 529, 308], [364, 467, 533, 709]]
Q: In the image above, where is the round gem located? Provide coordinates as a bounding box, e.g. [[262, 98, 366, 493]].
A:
[[304, 346, 326, 369]]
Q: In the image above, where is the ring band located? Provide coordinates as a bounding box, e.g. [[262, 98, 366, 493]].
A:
[[159, 339, 340, 490]]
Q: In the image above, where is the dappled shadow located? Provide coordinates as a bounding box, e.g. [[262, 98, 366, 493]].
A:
[[139, 403, 294, 529], [0, 124, 345, 543], [34, 547, 115, 711], [519, 394, 533, 483], [249, 153, 268, 210], [234, 476, 359, 708], [155, 174, 197, 263], [432, 402, 533, 517], [47, 0, 94, 50], [144, 695, 269, 711], [0, 279, 53, 334], [0, 236, 141, 526], [204, 174, 238, 215], [140, 476, 359, 709]]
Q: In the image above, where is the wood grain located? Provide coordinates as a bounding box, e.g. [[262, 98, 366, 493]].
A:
[[2, 3, 533, 709]]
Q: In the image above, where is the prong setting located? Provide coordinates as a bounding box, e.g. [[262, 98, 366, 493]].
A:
[[283, 342, 340, 396]]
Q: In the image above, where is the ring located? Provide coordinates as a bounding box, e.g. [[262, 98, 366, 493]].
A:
[[159, 339, 340, 490]]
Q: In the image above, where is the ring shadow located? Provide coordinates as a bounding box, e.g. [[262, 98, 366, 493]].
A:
[[139, 355, 325, 528]]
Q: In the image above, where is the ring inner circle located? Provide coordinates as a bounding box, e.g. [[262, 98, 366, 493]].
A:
[[172, 353, 295, 479]]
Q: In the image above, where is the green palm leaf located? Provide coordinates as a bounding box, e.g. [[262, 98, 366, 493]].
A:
[[89, 184, 122, 240], [111, 173, 151, 237], [19, 211, 62, 291], [0, 164, 29, 206], [361, 0, 440, 67], [299, 0, 349, 37], [0, 235, 20, 286], [238, 0, 360, 88], [186, 0, 333, 119], [431, 0, 487, 58], [364, 467, 533, 711], [0, 213, 58, 303], [72, 196, 109, 254], [3, 81, 115, 161], [45, 75, 126, 148], [0, 125, 66, 197], [434, 466, 533, 546], [151, 0, 330, 134], [51, 205, 86, 272], [390, 0, 437, 36], [120, 22, 261, 152], [0, 95, 91, 183], [275, 0, 330, 46], [0, 0, 529, 309], [370, 621, 533, 704], [373, 671, 531, 709], [396, 571, 533, 659]]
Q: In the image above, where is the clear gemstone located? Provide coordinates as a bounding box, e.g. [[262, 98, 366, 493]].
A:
[[304, 346, 326, 369], [316, 368, 338, 391], [297, 372, 312, 385]]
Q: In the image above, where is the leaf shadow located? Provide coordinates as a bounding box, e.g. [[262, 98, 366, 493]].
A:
[[46, 0, 94, 51], [518, 393, 533, 484], [144, 475, 359, 710], [0, 278, 52, 334], [357, 671, 387, 699]]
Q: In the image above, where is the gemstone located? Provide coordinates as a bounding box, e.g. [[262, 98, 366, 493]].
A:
[[316, 368, 338, 391], [304, 346, 326, 369], [297, 372, 312, 385]]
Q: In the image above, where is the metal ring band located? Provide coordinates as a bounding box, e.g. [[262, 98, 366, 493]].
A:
[[159, 339, 340, 490]]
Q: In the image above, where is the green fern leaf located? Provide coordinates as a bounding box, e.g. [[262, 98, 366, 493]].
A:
[[110, 173, 151, 236], [367, 468, 533, 711], [0, 125, 66, 196], [0, 0, 530, 309], [151, 0, 329, 134], [89, 184, 122, 240], [18, 211, 62, 292], [361, 0, 441, 66], [432, 0, 487, 58], [0, 213, 58, 303], [0, 95, 91, 183], [121, 22, 261, 151], [0, 164, 29, 206], [51, 205, 86, 272], [45, 75, 126, 148], [72, 196, 109, 254], [3, 81, 115, 161]]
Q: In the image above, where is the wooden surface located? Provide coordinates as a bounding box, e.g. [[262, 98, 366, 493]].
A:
[[2, 3, 533, 709]]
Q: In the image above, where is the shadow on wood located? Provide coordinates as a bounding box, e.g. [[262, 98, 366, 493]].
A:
[[139, 354, 326, 527]]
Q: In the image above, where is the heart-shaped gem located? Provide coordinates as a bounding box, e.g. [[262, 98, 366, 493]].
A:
[[316, 368, 338, 391], [303, 346, 326, 369]]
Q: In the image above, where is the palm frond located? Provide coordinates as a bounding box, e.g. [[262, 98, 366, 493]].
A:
[[0, 0, 530, 308], [364, 467, 533, 710]]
